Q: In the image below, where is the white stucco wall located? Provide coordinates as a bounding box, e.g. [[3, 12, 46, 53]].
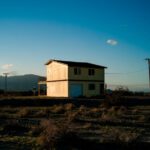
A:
[[47, 81, 68, 97], [46, 61, 68, 97], [46, 61, 68, 81]]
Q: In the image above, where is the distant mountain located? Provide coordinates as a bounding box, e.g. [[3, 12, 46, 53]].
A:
[[0, 74, 46, 91]]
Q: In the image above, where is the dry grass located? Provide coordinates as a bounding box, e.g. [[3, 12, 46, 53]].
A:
[[36, 119, 78, 149], [50, 105, 65, 114], [34, 108, 50, 118], [37, 119, 59, 149], [132, 108, 139, 114], [17, 107, 33, 118], [99, 127, 141, 144], [101, 106, 128, 121], [118, 131, 140, 143], [137, 115, 148, 122], [90, 108, 101, 113], [0, 101, 149, 149], [64, 103, 75, 111], [0, 106, 18, 113]]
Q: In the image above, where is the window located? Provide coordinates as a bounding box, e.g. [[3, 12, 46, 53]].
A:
[[88, 69, 95, 76], [74, 67, 81, 75], [88, 84, 95, 90]]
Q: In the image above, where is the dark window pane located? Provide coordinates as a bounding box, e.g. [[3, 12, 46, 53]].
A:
[[74, 68, 77, 75], [88, 84, 95, 90], [74, 68, 81, 75], [88, 69, 95, 76]]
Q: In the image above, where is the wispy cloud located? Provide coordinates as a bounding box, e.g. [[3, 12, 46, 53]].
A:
[[106, 39, 118, 46], [2, 64, 13, 70]]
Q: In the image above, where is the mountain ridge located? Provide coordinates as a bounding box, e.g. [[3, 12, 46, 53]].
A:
[[0, 74, 46, 91]]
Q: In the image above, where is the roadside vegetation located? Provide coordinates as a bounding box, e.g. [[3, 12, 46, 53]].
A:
[[0, 91, 150, 149]]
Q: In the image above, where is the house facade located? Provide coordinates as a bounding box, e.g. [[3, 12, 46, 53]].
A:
[[45, 60, 106, 97]]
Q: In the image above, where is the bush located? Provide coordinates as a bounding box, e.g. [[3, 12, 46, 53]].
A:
[[66, 111, 80, 122], [34, 108, 50, 118], [137, 115, 148, 122], [37, 119, 78, 149], [37, 119, 59, 149], [18, 107, 33, 118], [101, 106, 128, 121], [50, 105, 65, 114], [64, 103, 75, 111], [99, 127, 140, 144], [117, 130, 140, 143], [106, 86, 131, 104]]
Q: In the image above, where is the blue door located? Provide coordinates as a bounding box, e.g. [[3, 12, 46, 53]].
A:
[[70, 84, 83, 97]]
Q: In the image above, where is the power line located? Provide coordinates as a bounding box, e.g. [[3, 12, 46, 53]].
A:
[[106, 68, 147, 75]]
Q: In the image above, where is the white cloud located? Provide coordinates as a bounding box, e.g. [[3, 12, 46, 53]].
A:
[[106, 39, 118, 46], [2, 64, 13, 70]]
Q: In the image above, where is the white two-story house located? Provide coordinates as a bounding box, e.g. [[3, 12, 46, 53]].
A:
[[45, 59, 106, 97]]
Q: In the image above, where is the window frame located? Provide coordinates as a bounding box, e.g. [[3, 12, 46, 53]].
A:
[[74, 67, 81, 75], [88, 68, 95, 76]]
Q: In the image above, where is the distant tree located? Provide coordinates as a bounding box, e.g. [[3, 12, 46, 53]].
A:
[[115, 86, 129, 92], [106, 86, 133, 104]]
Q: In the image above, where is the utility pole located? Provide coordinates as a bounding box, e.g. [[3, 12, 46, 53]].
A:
[[145, 58, 150, 88], [3, 72, 10, 96]]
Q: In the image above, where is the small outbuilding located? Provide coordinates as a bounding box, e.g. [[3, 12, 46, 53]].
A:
[[45, 59, 107, 97]]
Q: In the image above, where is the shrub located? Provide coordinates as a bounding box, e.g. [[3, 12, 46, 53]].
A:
[[100, 100, 110, 109], [83, 107, 101, 118], [78, 105, 87, 115], [117, 106, 128, 116], [117, 130, 140, 143], [37, 119, 78, 149], [101, 106, 118, 121], [99, 127, 140, 144], [105, 86, 130, 104], [50, 105, 65, 114], [64, 103, 75, 111], [18, 107, 33, 118], [90, 108, 100, 113], [37, 119, 59, 149], [132, 108, 139, 114], [101, 106, 127, 121], [137, 115, 148, 122], [0, 107, 18, 113], [81, 123, 92, 129], [66, 111, 80, 122], [34, 108, 50, 118]]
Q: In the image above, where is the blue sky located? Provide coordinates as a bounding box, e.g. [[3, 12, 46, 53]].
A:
[[0, 0, 150, 91]]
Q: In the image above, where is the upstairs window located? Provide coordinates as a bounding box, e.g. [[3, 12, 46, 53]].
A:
[[88, 84, 95, 90], [88, 69, 95, 76], [74, 67, 81, 75]]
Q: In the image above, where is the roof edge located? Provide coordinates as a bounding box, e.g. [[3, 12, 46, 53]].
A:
[[45, 59, 107, 68]]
